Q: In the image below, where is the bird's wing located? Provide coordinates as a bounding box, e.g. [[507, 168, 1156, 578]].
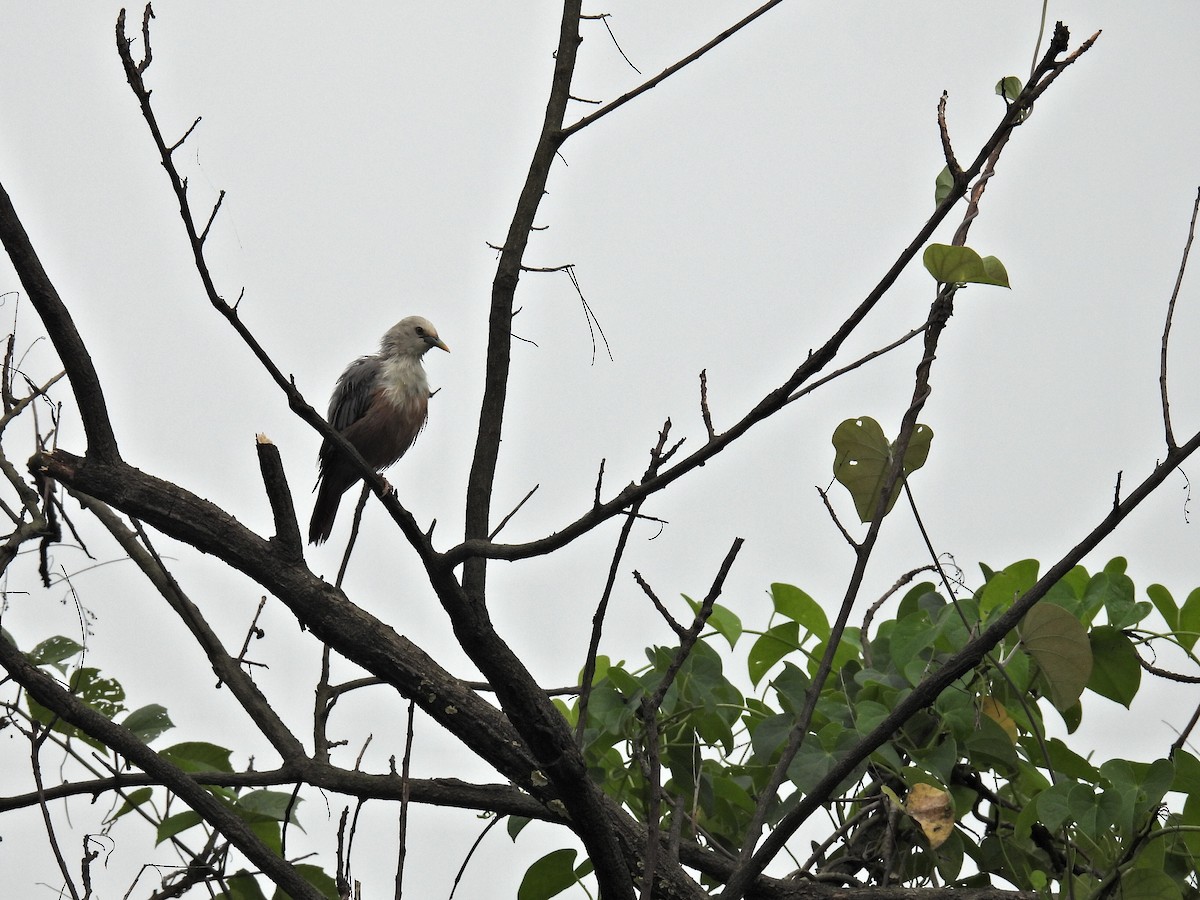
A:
[[327, 356, 381, 431]]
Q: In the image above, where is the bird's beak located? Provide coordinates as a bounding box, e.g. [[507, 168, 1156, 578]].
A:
[[433, 337, 450, 353]]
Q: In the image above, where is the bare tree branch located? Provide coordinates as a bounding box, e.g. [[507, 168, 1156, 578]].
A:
[[1160, 186, 1200, 451]]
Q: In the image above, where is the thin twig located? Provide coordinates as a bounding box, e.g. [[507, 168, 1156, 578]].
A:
[[633, 570, 685, 637], [489, 484, 539, 540], [593, 458, 606, 507], [816, 485, 858, 549], [576, 419, 679, 744], [1159, 187, 1200, 451], [394, 700, 416, 900], [699, 370, 715, 440], [335, 484, 370, 587], [565, 265, 612, 364], [859, 564, 937, 667], [562, 0, 787, 137], [638, 538, 743, 897], [575, 500, 642, 746], [1169, 698, 1200, 757], [937, 92, 963, 183], [233, 596, 268, 672], [31, 721, 82, 900], [582, 13, 641, 75], [447, 816, 504, 900]]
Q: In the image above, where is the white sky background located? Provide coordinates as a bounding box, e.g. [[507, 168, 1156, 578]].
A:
[[1, 2, 1199, 896]]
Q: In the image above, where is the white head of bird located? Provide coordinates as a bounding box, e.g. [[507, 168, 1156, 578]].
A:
[[381, 315, 450, 358]]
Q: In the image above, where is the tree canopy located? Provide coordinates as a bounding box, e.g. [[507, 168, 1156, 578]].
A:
[[1, 5, 1199, 900]]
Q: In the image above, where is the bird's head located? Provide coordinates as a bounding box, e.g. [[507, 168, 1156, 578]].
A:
[[382, 316, 450, 358]]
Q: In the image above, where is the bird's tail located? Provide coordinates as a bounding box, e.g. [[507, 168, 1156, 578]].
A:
[[308, 470, 354, 545]]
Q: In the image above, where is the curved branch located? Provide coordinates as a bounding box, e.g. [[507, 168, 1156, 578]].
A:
[[0, 182, 120, 461], [28, 449, 542, 792]]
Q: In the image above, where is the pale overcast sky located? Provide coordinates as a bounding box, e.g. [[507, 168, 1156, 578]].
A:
[[2, 3, 1199, 896]]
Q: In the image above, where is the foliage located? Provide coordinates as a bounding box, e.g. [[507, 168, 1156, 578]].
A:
[[5, 630, 340, 899], [537, 557, 1200, 898], [14, 554, 1200, 898]]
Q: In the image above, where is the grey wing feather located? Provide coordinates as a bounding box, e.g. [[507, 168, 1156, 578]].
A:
[[318, 357, 381, 470], [327, 357, 381, 431]]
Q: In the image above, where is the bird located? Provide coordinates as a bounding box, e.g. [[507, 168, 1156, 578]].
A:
[[308, 315, 449, 545]]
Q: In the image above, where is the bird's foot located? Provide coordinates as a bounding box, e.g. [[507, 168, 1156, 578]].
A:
[[381, 477, 396, 496]]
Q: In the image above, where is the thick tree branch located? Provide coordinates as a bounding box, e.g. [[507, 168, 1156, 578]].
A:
[[463, 0, 585, 602], [0, 183, 120, 461], [29, 450, 543, 792]]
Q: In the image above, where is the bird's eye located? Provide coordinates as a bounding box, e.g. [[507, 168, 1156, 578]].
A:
[[415, 326, 426, 336]]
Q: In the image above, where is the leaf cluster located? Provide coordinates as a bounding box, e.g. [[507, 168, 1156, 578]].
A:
[[534, 559, 1200, 898]]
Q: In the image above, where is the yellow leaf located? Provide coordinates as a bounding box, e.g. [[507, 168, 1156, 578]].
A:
[[981, 696, 1019, 742], [904, 783, 954, 849]]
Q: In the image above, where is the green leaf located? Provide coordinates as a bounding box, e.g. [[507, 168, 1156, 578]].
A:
[[1086, 626, 1140, 707], [808, 628, 862, 680], [922, 243, 1011, 288], [219, 870, 268, 900], [289, 864, 340, 900], [236, 790, 301, 825], [890, 611, 936, 683], [789, 724, 862, 794], [1172, 750, 1200, 795], [965, 714, 1018, 774], [1147, 583, 1177, 629], [1132, 758, 1175, 816], [750, 713, 790, 764], [770, 583, 829, 640], [1020, 603, 1092, 712], [26, 635, 84, 670], [832, 417, 933, 522], [68, 666, 125, 718], [1179, 587, 1200, 652], [157, 810, 203, 844], [934, 165, 955, 206], [518, 848, 588, 900], [1041, 738, 1097, 782], [1116, 869, 1182, 900], [507, 815, 532, 841], [159, 741, 234, 773], [26, 666, 127, 750], [690, 598, 742, 649], [978, 560, 1038, 616], [770, 662, 811, 715], [897, 582, 938, 620], [123, 704, 174, 744], [995, 75, 1023, 102], [582, 655, 610, 686], [748, 621, 799, 686], [108, 787, 154, 823]]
